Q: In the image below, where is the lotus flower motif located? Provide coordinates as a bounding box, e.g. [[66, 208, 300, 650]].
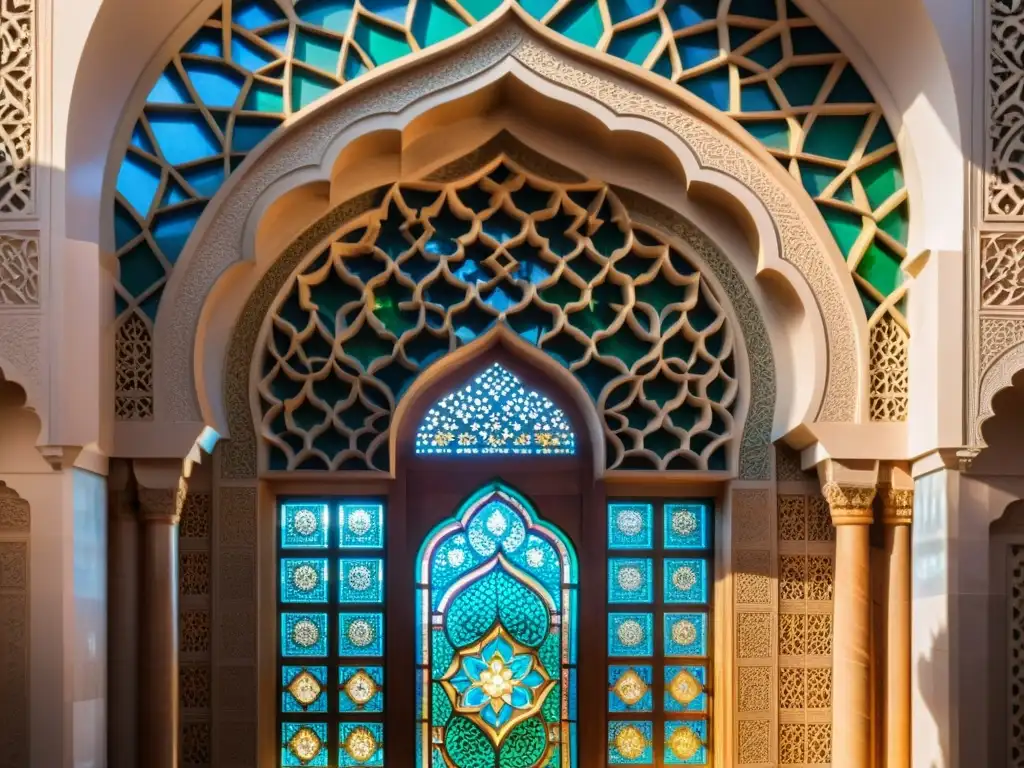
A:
[[442, 625, 555, 745]]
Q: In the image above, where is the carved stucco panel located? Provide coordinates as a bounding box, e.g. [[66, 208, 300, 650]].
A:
[[0, 312, 39, 402], [0, 233, 37, 305], [0, 0, 33, 215]]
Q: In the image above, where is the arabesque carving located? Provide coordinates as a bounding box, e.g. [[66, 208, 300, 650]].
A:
[[821, 483, 877, 525], [258, 160, 738, 473], [0, 0, 33, 215], [989, 0, 1024, 219], [869, 314, 909, 421], [0, 233, 36, 304]]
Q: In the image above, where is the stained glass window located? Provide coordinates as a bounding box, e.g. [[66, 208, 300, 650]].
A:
[[606, 499, 713, 765], [416, 483, 578, 768], [415, 363, 576, 456], [279, 499, 386, 767]]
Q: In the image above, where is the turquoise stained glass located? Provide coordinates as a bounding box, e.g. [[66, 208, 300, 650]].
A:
[[338, 558, 384, 603], [608, 720, 653, 764], [608, 503, 654, 550], [664, 502, 710, 549], [282, 613, 329, 657], [664, 665, 707, 714], [339, 722, 384, 767], [664, 612, 707, 657], [608, 558, 654, 603], [339, 503, 385, 549], [663, 558, 708, 604], [339, 613, 384, 656], [281, 558, 329, 603], [665, 720, 708, 764], [339, 666, 384, 712], [282, 721, 329, 766], [282, 666, 328, 712], [609, 613, 653, 657], [415, 362, 576, 455], [416, 483, 577, 768], [608, 665, 653, 712], [281, 503, 330, 548]]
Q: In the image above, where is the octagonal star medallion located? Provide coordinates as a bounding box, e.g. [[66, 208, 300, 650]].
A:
[[440, 624, 555, 746]]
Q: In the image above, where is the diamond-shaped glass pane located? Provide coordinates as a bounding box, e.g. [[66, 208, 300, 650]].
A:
[[282, 721, 328, 766], [665, 720, 708, 764], [339, 722, 384, 767], [608, 720, 653, 764], [282, 666, 328, 712], [608, 665, 653, 712], [664, 665, 707, 713], [339, 666, 384, 712]]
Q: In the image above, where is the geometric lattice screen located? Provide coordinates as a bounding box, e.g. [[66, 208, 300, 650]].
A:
[[416, 483, 579, 768], [278, 498, 386, 767], [607, 500, 713, 765], [258, 158, 738, 473], [112, 0, 908, 333]]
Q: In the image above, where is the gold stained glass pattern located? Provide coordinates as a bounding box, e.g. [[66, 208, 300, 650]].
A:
[[667, 668, 702, 706], [342, 726, 379, 763], [612, 669, 650, 707], [287, 670, 323, 707], [667, 725, 702, 760], [614, 724, 650, 760], [288, 726, 324, 763], [343, 670, 378, 707]]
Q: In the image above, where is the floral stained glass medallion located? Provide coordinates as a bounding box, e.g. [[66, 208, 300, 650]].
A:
[[415, 363, 576, 456], [417, 483, 578, 768]]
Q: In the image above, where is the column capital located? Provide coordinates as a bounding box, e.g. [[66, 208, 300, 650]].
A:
[[880, 487, 914, 525], [137, 484, 186, 525], [822, 482, 877, 525]]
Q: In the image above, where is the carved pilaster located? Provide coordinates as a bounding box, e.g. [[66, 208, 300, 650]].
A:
[[822, 483, 877, 526]]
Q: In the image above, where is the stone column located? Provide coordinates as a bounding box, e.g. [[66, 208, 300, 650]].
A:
[[823, 481, 877, 768], [138, 485, 183, 768], [881, 485, 913, 768], [108, 463, 139, 768]]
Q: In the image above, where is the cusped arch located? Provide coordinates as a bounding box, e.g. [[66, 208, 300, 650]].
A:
[[147, 20, 866, 447]]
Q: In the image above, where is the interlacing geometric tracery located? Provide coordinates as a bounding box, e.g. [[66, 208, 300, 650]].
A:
[[258, 157, 737, 472]]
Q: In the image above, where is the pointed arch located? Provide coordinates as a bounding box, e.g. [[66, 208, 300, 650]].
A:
[[415, 481, 578, 768]]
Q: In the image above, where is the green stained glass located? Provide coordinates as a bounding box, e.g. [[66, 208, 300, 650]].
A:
[[418, 483, 577, 768]]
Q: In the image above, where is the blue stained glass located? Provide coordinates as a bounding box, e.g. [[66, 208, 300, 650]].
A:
[[116, 152, 161, 218], [608, 720, 653, 764], [664, 665, 707, 713], [282, 612, 329, 656], [281, 558, 329, 602], [339, 666, 384, 712], [665, 720, 708, 764], [146, 111, 221, 166], [608, 503, 653, 550], [282, 665, 328, 712], [339, 613, 384, 656], [183, 61, 246, 108], [608, 665, 653, 712], [282, 503, 330, 548], [609, 613, 653, 657], [282, 721, 329, 766], [339, 558, 384, 603], [414, 362, 576, 455], [608, 558, 654, 603], [339, 503, 384, 548], [339, 722, 384, 766], [664, 502, 710, 549], [663, 558, 708, 603], [664, 612, 707, 657]]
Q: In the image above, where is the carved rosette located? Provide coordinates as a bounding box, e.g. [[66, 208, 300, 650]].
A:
[[821, 483, 876, 526], [880, 488, 913, 526]]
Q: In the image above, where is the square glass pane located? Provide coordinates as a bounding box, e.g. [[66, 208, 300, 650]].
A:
[[608, 503, 653, 550], [339, 613, 384, 656], [339, 558, 384, 603], [339, 722, 384, 767], [339, 502, 384, 549], [281, 503, 329, 548], [608, 720, 653, 764], [664, 665, 708, 713], [282, 665, 328, 713], [664, 502, 710, 549], [609, 613, 653, 657], [664, 612, 708, 657], [608, 665, 653, 712], [665, 720, 708, 764], [608, 558, 654, 603], [281, 721, 329, 766], [281, 558, 329, 603], [282, 613, 329, 657], [339, 666, 384, 712], [663, 558, 708, 604]]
